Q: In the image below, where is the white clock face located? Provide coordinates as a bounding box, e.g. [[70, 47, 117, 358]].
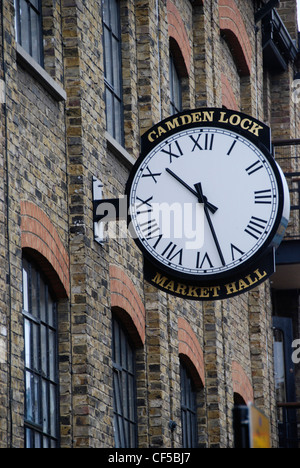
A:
[[128, 127, 282, 279]]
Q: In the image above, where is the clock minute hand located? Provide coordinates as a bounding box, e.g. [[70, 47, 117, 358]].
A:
[[166, 168, 218, 214], [194, 183, 226, 267]]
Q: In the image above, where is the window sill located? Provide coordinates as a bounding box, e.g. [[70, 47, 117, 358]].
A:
[[106, 131, 135, 169], [16, 44, 67, 102]]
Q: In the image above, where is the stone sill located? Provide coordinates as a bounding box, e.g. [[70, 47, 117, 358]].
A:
[[106, 131, 135, 169], [16, 44, 67, 102]]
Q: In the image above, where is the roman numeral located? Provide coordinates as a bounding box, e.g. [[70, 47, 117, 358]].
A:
[[142, 166, 162, 183], [190, 133, 215, 152], [161, 242, 183, 265], [140, 219, 160, 239], [136, 196, 153, 214], [231, 244, 244, 261], [227, 139, 238, 156], [254, 190, 272, 205], [161, 141, 183, 163], [196, 252, 213, 269], [244, 216, 268, 240], [246, 161, 264, 176]]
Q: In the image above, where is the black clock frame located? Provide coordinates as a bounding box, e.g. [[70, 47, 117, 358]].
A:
[[125, 108, 288, 285]]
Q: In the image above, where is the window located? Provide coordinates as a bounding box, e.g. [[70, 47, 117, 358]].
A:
[[15, 0, 44, 66], [180, 362, 198, 448], [169, 53, 182, 115], [22, 258, 59, 448], [112, 316, 138, 448], [102, 0, 124, 145]]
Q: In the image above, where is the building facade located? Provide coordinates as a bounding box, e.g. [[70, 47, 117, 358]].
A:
[[0, 0, 299, 448]]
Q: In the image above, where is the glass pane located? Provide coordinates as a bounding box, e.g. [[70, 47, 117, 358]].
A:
[[42, 380, 49, 433], [33, 374, 40, 424], [25, 428, 32, 448], [23, 262, 29, 312], [43, 436, 49, 448], [103, 0, 110, 25], [112, 36, 121, 96], [114, 98, 122, 143], [24, 319, 31, 368], [50, 383, 57, 438], [274, 329, 287, 402], [40, 279, 46, 322], [20, 0, 30, 53], [49, 329, 55, 381], [30, 8, 42, 64], [34, 431, 41, 448], [30, 0, 39, 9], [104, 26, 113, 84], [41, 324, 47, 376], [48, 293, 54, 328], [25, 371, 33, 421], [111, 0, 119, 36], [31, 266, 38, 318], [32, 322, 39, 371]]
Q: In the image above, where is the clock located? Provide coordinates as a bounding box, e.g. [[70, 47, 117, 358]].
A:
[[126, 109, 290, 283]]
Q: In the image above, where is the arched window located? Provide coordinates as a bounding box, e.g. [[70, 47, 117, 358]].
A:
[[14, 0, 44, 66], [112, 315, 138, 448], [169, 52, 182, 115], [180, 361, 198, 448], [102, 0, 124, 145], [22, 256, 60, 448]]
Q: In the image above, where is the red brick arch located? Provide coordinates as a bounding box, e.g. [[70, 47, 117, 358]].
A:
[[219, 0, 252, 76], [221, 73, 239, 110], [110, 265, 146, 347], [178, 317, 205, 388], [167, 0, 191, 74], [232, 361, 254, 404], [21, 201, 70, 298]]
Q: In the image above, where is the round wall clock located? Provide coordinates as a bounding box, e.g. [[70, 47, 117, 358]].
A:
[[126, 108, 290, 285]]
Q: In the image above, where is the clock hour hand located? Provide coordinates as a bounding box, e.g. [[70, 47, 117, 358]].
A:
[[194, 183, 226, 267], [166, 168, 218, 214]]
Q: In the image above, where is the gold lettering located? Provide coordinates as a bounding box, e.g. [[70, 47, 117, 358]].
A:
[[210, 286, 221, 298], [199, 287, 210, 298], [225, 281, 239, 295], [238, 279, 249, 291], [165, 280, 175, 292], [241, 118, 252, 131], [187, 285, 199, 298], [191, 112, 202, 123], [176, 283, 187, 296], [203, 111, 214, 122], [165, 118, 180, 132], [180, 114, 192, 126], [152, 272, 169, 288], [245, 273, 259, 287], [219, 112, 229, 123], [253, 268, 267, 280], [229, 114, 241, 126], [249, 122, 263, 137], [157, 126, 167, 137], [148, 130, 158, 142]]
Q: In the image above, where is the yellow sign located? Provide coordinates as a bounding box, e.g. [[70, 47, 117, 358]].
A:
[[249, 404, 271, 449]]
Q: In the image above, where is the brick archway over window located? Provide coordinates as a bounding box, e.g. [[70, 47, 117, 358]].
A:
[[21, 201, 70, 298], [221, 73, 239, 110], [110, 265, 146, 348], [178, 317, 205, 388], [232, 361, 254, 404], [167, 0, 191, 74], [219, 0, 252, 76]]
